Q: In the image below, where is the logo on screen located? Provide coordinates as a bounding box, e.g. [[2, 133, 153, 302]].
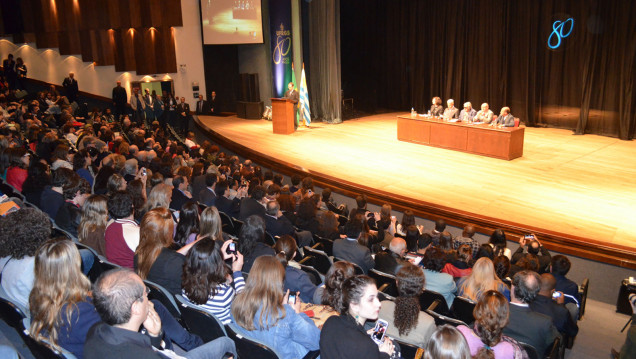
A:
[[273, 23, 291, 65], [548, 18, 574, 49]]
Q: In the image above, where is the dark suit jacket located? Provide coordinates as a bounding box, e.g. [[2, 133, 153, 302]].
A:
[[198, 187, 217, 207], [284, 89, 299, 109], [239, 197, 266, 221], [177, 103, 190, 117], [208, 97, 218, 113], [495, 113, 515, 127], [216, 195, 241, 218], [374, 251, 407, 275], [112, 86, 127, 106], [191, 174, 207, 202], [265, 214, 295, 237], [63, 77, 79, 101], [529, 295, 579, 337], [195, 100, 209, 115], [170, 188, 192, 211], [333, 238, 375, 274], [503, 303, 560, 356]]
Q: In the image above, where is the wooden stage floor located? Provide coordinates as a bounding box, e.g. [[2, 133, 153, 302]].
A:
[[195, 113, 636, 268]]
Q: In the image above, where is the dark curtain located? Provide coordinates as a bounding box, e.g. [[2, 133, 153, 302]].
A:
[[340, 0, 636, 140], [306, 0, 342, 123], [202, 45, 239, 113]]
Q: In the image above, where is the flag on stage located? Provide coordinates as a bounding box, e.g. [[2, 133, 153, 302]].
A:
[[291, 63, 298, 125], [299, 64, 311, 126]]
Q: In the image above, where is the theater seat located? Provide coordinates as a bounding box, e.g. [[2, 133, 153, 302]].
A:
[[514, 118, 520, 127]]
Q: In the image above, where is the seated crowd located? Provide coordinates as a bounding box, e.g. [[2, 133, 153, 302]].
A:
[[0, 79, 585, 359]]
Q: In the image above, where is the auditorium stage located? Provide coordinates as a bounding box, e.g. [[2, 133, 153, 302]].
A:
[[195, 113, 636, 268]]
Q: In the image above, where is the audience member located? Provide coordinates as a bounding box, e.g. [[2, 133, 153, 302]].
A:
[[238, 215, 275, 272], [374, 237, 408, 274], [41, 168, 75, 219], [21, 161, 51, 208], [424, 325, 471, 359], [457, 257, 510, 302], [453, 225, 480, 256], [511, 234, 551, 273], [55, 177, 90, 237], [169, 175, 192, 211], [442, 244, 473, 278], [104, 191, 139, 269], [265, 200, 296, 237], [5, 147, 29, 191], [274, 235, 317, 303], [173, 201, 200, 247], [333, 213, 375, 274], [198, 173, 218, 207], [421, 247, 457, 308], [489, 229, 511, 259], [530, 273, 579, 338], [78, 194, 108, 256], [314, 261, 355, 306], [550, 255, 581, 320]]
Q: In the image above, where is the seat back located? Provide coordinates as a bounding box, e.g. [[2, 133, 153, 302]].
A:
[[299, 264, 322, 286], [225, 323, 280, 359], [579, 278, 589, 319], [337, 215, 348, 228], [333, 257, 364, 275], [21, 333, 75, 359], [0, 296, 27, 330], [368, 269, 399, 297], [144, 280, 181, 320], [264, 231, 277, 246], [546, 337, 561, 359], [232, 218, 244, 234], [218, 211, 235, 235], [393, 339, 424, 359], [75, 242, 104, 282], [419, 290, 450, 315], [518, 342, 539, 359], [51, 227, 78, 243], [424, 309, 467, 328], [313, 235, 334, 256], [514, 117, 520, 127], [450, 296, 476, 325], [303, 247, 332, 275], [175, 295, 227, 343]]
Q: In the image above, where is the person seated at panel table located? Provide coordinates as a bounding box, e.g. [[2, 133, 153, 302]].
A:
[[492, 107, 515, 127], [459, 102, 477, 122], [474, 103, 495, 124], [443, 99, 459, 120], [429, 96, 444, 117]]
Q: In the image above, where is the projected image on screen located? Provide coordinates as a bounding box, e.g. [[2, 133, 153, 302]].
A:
[[201, 0, 264, 44]]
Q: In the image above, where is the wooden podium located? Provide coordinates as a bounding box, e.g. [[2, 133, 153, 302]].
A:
[[271, 98, 295, 134]]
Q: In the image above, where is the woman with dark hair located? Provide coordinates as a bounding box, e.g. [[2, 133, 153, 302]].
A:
[[238, 215, 275, 272], [51, 144, 72, 171], [174, 201, 200, 247], [489, 229, 511, 259], [182, 237, 245, 324], [73, 148, 94, 187], [0, 208, 52, 312], [55, 178, 91, 237], [5, 146, 29, 191], [493, 255, 512, 286], [422, 247, 457, 308], [231, 256, 320, 359], [320, 275, 396, 358], [314, 261, 355, 306], [378, 263, 436, 348], [295, 197, 320, 235], [430, 97, 444, 117], [21, 161, 51, 207], [424, 325, 471, 359], [127, 179, 147, 223], [405, 225, 421, 253], [134, 207, 183, 294], [278, 191, 297, 223], [78, 195, 108, 256], [457, 290, 524, 358], [443, 244, 474, 279], [474, 243, 495, 261], [396, 209, 416, 237], [274, 235, 317, 303], [318, 210, 341, 240], [106, 173, 126, 196]]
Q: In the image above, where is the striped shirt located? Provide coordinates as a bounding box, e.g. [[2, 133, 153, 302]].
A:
[[183, 271, 245, 324]]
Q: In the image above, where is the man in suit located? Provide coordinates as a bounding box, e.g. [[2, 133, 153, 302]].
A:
[[177, 97, 191, 134], [283, 82, 299, 128], [550, 255, 581, 320], [423, 219, 446, 246], [169, 175, 193, 211], [3, 54, 16, 89], [474, 102, 495, 124], [111, 81, 128, 121], [215, 180, 241, 218], [195, 94, 209, 115], [239, 185, 267, 221], [504, 270, 561, 356], [129, 87, 146, 125], [443, 99, 459, 120], [198, 173, 218, 207], [209, 91, 218, 114], [264, 200, 295, 238], [493, 106, 515, 127], [530, 273, 579, 338], [333, 216, 375, 274], [62, 72, 79, 103], [512, 234, 552, 273], [143, 89, 156, 122], [458, 102, 477, 122], [374, 237, 408, 274]]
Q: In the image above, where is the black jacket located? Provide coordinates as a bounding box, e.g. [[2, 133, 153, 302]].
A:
[[320, 314, 390, 359]]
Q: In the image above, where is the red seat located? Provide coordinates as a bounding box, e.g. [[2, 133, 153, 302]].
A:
[[514, 118, 520, 127]]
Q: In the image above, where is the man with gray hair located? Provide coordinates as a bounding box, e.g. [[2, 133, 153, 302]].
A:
[[264, 200, 295, 238], [86, 268, 237, 359], [123, 158, 138, 183], [504, 270, 560, 356], [459, 102, 476, 122], [443, 99, 459, 120], [493, 106, 515, 127], [374, 237, 408, 274]]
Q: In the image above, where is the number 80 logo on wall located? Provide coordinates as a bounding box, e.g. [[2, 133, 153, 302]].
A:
[[548, 18, 574, 50]]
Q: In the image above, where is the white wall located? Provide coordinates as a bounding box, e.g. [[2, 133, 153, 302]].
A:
[[0, 0, 206, 104]]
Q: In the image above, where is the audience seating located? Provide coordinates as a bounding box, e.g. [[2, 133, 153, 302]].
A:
[[75, 242, 105, 282], [0, 296, 26, 331], [144, 280, 182, 321], [419, 290, 451, 316], [333, 257, 364, 275], [519, 342, 539, 359], [377, 291, 396, 302], [302, 247, 333, 275], [299, 264, 322, 286], [424, 308, 468, 328], [393, 339, 424, 359], [547, 337, 561, 359], [232, 218, 244, 234], [225, 323, 281, 359], [218, 211, 236, 235], [312, 235, 333, 256], [450, 296, 476, 325], [51, 227, 77, 242], [264, 231, 277, 246], [579, 278, 589, 320], [175, 295, 227, 343], [368, 269, 399, 297]]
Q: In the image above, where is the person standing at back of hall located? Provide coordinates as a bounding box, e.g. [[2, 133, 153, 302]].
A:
[[62, 72, 79, 104], [112, 81, 128, 121]]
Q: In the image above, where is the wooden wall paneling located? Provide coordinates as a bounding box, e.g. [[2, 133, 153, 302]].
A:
[[113, 29, 137, 72], [39, 0, 59, 33], [35, 31, 59, 48], [12, 33, 37, 44], [57, 31, 81, 55], [155, 27, 177, 74], [20, 0, 35, 34], [56, 0, 80, 32], [128, 0, 143, 29], [107, 0, 124, 30], [135, 27, 157, 75], [94, 29, 115, 66], [162, 0, 183, 27]]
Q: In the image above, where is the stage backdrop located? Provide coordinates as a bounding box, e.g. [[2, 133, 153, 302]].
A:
[[340, 0, 636, 140]]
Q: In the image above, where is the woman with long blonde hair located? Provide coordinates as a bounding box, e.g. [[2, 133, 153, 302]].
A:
[[29, 238, 93, 357], [77, 194, 109, 256], [134, 207, 183, 294], [231, 256, 320, 359], [457, 257, 510, 302], [144, 183, 173, 211], [198, 206, 226, 243]]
